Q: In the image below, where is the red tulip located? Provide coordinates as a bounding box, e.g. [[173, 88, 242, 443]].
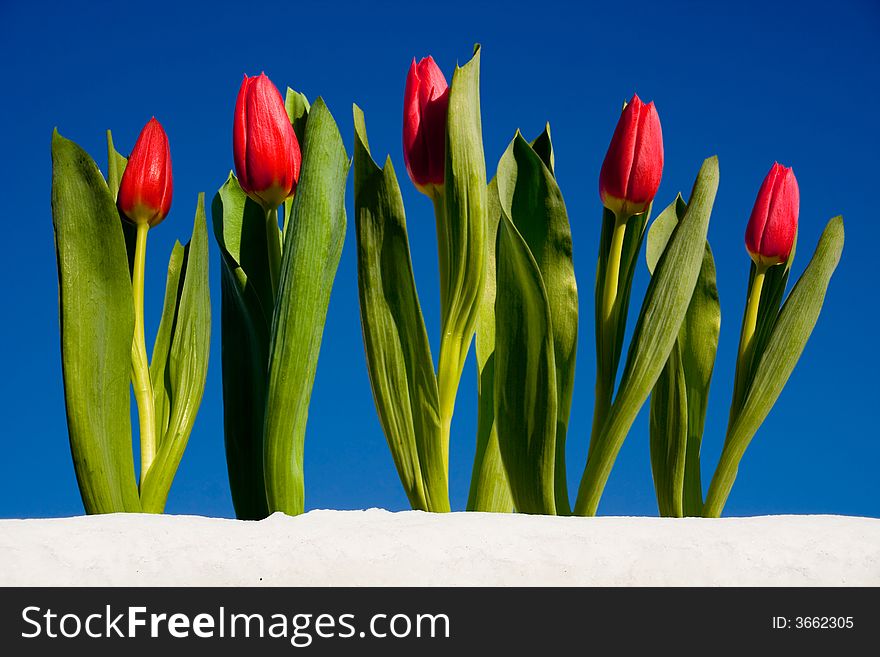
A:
[[745, 163, 799, 267], [403, 56, 449, 193], [233, 73, 301, 211], [599, 94, 664, 218], [118, 118, 173, 226]]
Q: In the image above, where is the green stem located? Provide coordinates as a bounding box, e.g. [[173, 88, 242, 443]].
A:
[[587, 212, 627, 460], [737, 265, 766, 380], [131, 221, 157, 486], [266, 206, 282, 298], [602, 212, 628, 330]]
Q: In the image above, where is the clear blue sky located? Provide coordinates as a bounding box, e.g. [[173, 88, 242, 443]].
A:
[[1, 0, 877, 518]]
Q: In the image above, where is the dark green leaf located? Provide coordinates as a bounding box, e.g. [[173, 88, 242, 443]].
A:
[[211, 174, 273, 519]]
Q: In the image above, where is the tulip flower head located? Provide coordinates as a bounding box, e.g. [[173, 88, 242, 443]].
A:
[[233, 73, 302, 211], [599, 94, 664, 218], [117, 118, 173, 227], [403, 56, 449, 196], [745, 163, 799, 268]]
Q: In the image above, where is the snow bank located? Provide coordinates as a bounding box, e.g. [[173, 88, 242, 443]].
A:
[[0, 510, 877, 586]]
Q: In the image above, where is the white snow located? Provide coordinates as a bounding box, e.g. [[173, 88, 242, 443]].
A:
[[0, 510, 877, 586]]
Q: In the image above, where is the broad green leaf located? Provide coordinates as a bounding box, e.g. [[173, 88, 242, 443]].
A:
[[263, 98, 349, 515], [353, 105, 446, 512], [575, 156, 719, 516], [51, 129, 140, 513], [435, 45, 488, 445], [105, 130, 137, 276], [704, 216, 844, 517], [140, 195, 211, 513], [467, 176, 513, 513], [211, 174, 273, 519], [647, 195, 720, 516], [494, 130, 577, 514], [284, 88, 311, 239], [494, 212, 558, 515]]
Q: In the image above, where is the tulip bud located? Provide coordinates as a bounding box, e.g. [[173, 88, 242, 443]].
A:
[[744, 163, 799, 267], [599, 94, 664, 218], [233, 73, 302, 211], [117, 118, 173, 227], [403, 56, 449, 195]]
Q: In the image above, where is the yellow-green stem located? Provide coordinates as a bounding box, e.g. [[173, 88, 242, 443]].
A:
[[588, 212, 627, 458], [602, 212, 628, 330], [131, 221, 157, 486], [737, 264, 767, 374], [266, 206, 282, 298]]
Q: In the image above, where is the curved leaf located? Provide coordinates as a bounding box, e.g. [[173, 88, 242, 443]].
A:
[[467, 176, 513, 513], [140, 195, 211, 513], [494, 212, 558, 515], [494, 129, 577, 513], [435, 45, 488, 445], [704, 216, 844, 516], [353, 105, 446, 512], [263, 98, 349, 515], [51, 129, 140, 513]]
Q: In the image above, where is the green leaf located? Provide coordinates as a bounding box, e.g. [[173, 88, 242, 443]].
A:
[[352, 105, 447, 512], [529, 124, 555, 175], [211, 174, 273, 519], [435, 45, 488, 437], [704, 216, 844, 517], [285, 87, 311, 147], [149, 241, 185, 441], [140, 195, 211, 513], [284, 88, 311, 239], [467, 176, 514, 513], [105, 130, 137, 276], [647, 195, 721, 516], [494, 212, 558, 515], [575, 156, 720, 516], [263, 98, 349, 515], [649, 342, 688, 516], [51, 129, 140, 513], [494, 130, 577, 513]]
